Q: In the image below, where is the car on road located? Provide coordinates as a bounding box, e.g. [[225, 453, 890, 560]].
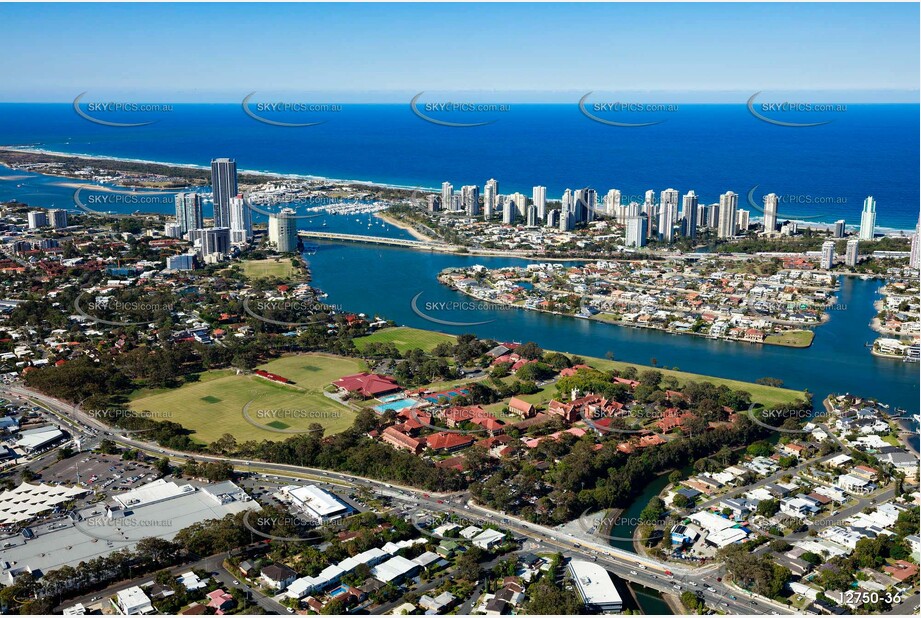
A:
[[629, 570, 638, 575], [233, 580, 240, 585]]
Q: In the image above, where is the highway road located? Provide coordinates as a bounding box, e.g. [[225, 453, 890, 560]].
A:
[[6, 384, 797, 615]]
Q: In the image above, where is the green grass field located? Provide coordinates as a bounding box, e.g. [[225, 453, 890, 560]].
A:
[[129, 354, 362, 443], [581, 356, 805, 408], [357, 327, 803, 408], [354, 326, 456, 353], [239, 259, 298, 280], [764, 330, 815, 348], [484, 352, 804, 411]]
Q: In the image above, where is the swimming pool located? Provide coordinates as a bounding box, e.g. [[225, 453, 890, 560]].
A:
[[373, 397, 419, 414]]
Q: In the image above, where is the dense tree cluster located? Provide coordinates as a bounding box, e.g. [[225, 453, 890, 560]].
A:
[[721, 544, 792, 599]]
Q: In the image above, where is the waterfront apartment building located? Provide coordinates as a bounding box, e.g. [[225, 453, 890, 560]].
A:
[[659, 190, 678, 243], [644, 190, 656, 214], [48, 209, 68, 229], [737, 209, 750, 233], [763, 193, 779, 234], [574, 188, 596, 223], [859, 196, 877, 240], [484, 179, 498, 219], [845, 238, 860, 267], [268, 208, 298, 253], [717, 191, 738, 238], [229, 194, 252, 244], [707, 203, 720, 229], [441, 182, 455, 211], [426, 194, 441, 212], [559, 208, 574, 232], [682, 191, 698, 240], [461, 185, 480, 217], [661, 188, 679, 224], [603, 188, 622, 221], [502, 196, 516, 225], [175, 192, 204, 235], [834, 219, 846, 238], [821, 240, 836, 269], [643, 190, 657, 239], [27, 211, 47, 229], [625, 215, 647, 248], [561, 189, 574, 221], [509, 192, 528, 219], [211, 158, 238, 228], [526, 204, 538, 227], [532, 185, 547, 221], [696, 203, 708, 229], [545, 209, 560, 229]]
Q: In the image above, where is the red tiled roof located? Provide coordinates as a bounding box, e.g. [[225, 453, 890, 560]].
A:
[[381, 426, 424, 452], [334, 372, 401, 397], [884, 560, 919, 582], [508, 397, 535, 416], [470, 416, 506, 432], [638, 434, 667, 447], [435, 456, 467, 471], [425, 431, 475, 451]]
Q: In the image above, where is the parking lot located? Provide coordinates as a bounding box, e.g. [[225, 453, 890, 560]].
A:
[[38, 452, 158, 493]]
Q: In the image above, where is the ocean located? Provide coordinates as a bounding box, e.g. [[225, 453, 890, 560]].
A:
[[0, 102, 918, 230]]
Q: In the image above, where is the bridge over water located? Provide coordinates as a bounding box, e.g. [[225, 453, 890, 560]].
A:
[[298, 230, 445, 249]]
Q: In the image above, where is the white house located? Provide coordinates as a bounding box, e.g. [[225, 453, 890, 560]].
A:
[[114, 586, 154, 615], [472, 529, 506, 550]]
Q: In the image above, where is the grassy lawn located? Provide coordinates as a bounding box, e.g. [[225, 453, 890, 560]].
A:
[[881, 433, 902, 447], [239, 258, 298, 280], [356, 327, 803, 409], [583, 356, 805, 408], [354, 326, 456, 354], [480, 353, 803, 411], [764, 330, 815, 348], [129, 354, 362, 443]]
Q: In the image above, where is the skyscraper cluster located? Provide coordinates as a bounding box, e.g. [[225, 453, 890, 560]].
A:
[[171, 158, 257, 263]]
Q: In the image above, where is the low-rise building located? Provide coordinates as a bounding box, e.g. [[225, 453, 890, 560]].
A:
[[568, 560, 622, 613], [114, 586, 154, 615]]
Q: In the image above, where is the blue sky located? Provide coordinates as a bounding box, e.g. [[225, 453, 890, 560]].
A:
[[1, 3, 918, 102]]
